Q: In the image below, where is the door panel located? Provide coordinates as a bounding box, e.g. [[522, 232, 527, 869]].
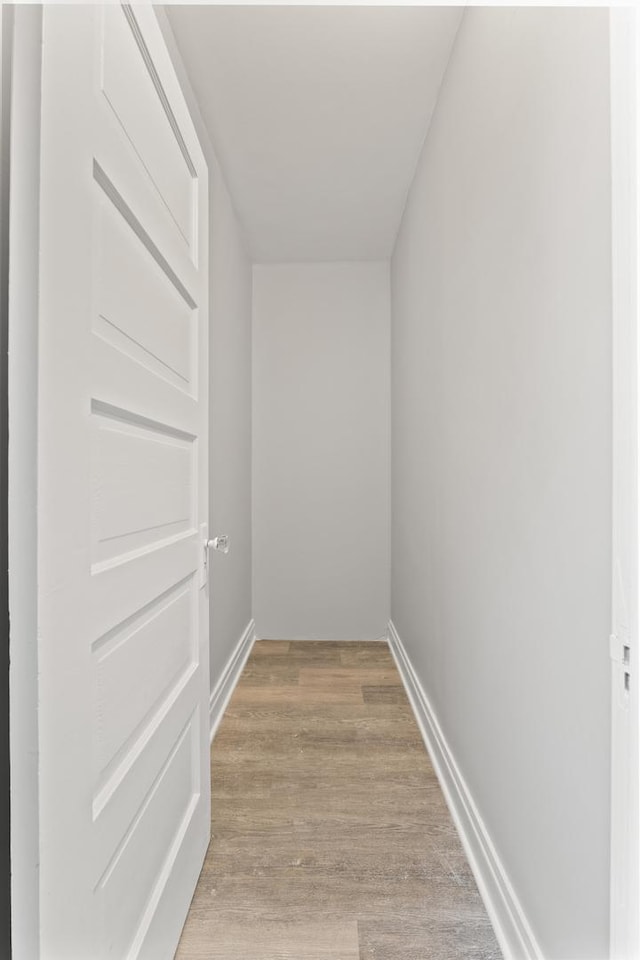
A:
[[95, 199, 196, 393], [38, 5, 209, 958], [95, 712, 200, 960], [90, 409, 195, 565], [100, 5, 196, 253], [92, 578, 196, 794]]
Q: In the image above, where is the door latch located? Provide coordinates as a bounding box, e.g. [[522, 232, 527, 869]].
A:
[[610, 633, 631, 695]]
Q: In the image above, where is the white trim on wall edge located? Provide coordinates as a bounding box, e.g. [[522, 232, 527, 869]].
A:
[[387, 620, 543, 960], [209, 619, 256, 743]]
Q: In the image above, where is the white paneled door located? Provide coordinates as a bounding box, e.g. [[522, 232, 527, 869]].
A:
[[37, 5, 210, 958]]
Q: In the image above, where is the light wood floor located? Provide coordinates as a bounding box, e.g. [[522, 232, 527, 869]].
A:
[[175, 640, 502, 960]]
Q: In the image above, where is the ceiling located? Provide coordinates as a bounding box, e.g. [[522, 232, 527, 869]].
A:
[[166, 5, 462, 262]]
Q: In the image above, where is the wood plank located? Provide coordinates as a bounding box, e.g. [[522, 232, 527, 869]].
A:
[[176, 921, 360, 959], [252, 640, 291, 656], [361, 684, 408, 704], [230, 685, 364, 705], [338, 644, 395, 667], [298, 667, 401, 687]]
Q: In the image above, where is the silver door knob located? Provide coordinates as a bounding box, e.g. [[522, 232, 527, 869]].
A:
[[206, 535, 229, 554]]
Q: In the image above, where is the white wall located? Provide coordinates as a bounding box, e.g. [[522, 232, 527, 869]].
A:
[[391, 8, 611, 959], [159, 11, 253, 687], [253, 263, 390, 640]]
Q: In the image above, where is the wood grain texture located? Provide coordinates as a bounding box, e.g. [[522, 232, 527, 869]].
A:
[[175, 640, 502, 960]]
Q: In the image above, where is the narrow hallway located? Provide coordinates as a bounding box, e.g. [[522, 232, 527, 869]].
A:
[[176, 641, 501, 959], [3, 5, 624, 958]]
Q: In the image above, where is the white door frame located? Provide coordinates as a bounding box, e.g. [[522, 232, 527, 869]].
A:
[[610, 9, 640, 959], [8, 7, 42, 959], [0, 6, 14, 955]]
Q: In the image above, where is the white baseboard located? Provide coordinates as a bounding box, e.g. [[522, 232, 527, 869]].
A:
[[209, 619, 256, 742], [387, 620, 543, 960]]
